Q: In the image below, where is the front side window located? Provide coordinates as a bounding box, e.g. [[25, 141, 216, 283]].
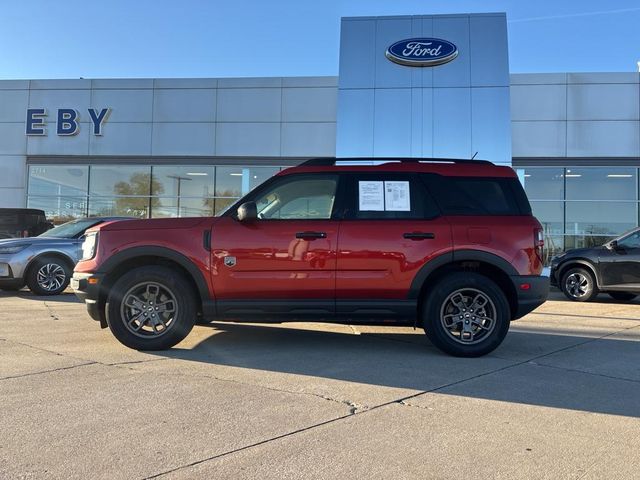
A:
[[253, 175, 338, 220], [617, 230, 640, 249]]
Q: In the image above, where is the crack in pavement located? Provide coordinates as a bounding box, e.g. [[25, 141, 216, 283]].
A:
[[43, 301, 60, 321], [0, 362, 96, 381], [145, 322, 640, 478]]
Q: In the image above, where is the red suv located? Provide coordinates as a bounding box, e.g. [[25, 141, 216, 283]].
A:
[[72, 158, 548, 357]]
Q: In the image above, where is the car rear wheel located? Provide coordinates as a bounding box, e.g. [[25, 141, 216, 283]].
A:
[[26, 256, 72, 296], [561, 267, 598, 302], [422, 272, 510, 357], [608, 292, 637, 302], [105, 266, 197, 350]]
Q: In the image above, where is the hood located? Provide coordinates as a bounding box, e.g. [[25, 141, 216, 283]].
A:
[[99, 217, 209, 231], [0, 236, 76, 246]]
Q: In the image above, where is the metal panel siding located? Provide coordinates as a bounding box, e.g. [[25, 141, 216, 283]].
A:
[[338, 19, 376, 89], [281, 123, 336, 157], [567, 84, 639, 121], [216, 88, 281, 122], [0, 187, 25, 207], [281, 87, 337, 122], [433, 87, 472, 158], [151, 123, 216, 156], [27, 127, 90, 156], [28, 89, 92, 122], [567, 121, 640, 157], [89, 123, 152, 156], [373, 88, 412, 156], [0, 90, 29, 122], [512, 121, 567, 157], [469, 15, 509, 87], [374, 18, 413, 88], [0, 156, 25, 188], [337, 14, 511, 164], [0, 123, 28, 155], [91, 89, 153, 123], [153, 89, 217, 122], [215, 123, 281, 156], [472, 87, 511, 164], [335, 89, 375, 157], [511, 84, 567, 121]]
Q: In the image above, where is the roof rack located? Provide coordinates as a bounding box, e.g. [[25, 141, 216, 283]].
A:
[[299, 157, 494, 167]]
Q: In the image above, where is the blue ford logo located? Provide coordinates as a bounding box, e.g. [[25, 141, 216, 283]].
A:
[[385, 38, 458, 67]]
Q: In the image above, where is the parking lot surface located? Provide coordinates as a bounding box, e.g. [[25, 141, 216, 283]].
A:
[[1, 289, 639, 479]]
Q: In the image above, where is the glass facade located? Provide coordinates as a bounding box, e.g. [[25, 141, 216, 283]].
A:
[[27, 164, 283, 224], [517, 166, 639, 263]]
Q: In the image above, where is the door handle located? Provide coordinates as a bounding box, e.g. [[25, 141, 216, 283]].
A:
[[403, 232, 435, 240], [296, 231, 327, 240]]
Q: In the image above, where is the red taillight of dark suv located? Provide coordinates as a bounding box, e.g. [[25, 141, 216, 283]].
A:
[[72, 158, 549, 357]]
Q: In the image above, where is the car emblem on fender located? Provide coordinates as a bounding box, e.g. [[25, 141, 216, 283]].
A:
[[385, 38, 458, 67], [224, 256, 237, 267]]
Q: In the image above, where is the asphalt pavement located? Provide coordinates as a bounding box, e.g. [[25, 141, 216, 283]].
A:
[[1, 289, 639, 479]]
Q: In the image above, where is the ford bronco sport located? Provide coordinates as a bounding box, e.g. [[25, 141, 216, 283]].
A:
[[72, 158, 549, 357]]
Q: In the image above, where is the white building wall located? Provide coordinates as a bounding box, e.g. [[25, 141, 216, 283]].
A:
[[0, 77, 338, 207]]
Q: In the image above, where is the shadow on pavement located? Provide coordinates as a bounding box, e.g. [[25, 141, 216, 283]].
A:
[[153, 321, 640, 418], [0, 290, 81, 303]]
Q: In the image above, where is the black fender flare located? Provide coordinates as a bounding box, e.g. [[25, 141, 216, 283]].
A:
[[408, 249, 518, 299], [96, 246, 212, 302]]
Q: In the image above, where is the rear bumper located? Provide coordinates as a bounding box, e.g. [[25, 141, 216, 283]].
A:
[[71, 272, 106, 325], [511, 274, 549, 320]]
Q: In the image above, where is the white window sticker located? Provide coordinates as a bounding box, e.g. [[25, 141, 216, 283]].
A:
[[384, 181, 410, 211], [358, 181, 384, 211]]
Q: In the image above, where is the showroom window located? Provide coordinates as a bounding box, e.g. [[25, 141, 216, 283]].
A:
[[517, 166, 639, 263], [27, 163, 285, 223]]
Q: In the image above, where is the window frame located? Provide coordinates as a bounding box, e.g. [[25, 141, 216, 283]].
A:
[[224, 172, 345, 222]]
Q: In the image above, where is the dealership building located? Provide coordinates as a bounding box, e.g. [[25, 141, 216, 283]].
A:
[[1, 12, 639, 256]]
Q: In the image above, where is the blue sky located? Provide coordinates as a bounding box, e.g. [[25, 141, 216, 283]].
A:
[[2, 0, 639, 79]]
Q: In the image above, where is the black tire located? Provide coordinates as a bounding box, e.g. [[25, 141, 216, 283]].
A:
[[105, 266, 197, 350], [422, 272, 511, 357], [561, 267, 598, 302], [608, 292, 637, 302], [26, 256, 72, 296]]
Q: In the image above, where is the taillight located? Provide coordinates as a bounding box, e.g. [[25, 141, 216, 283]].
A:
[[534, 228, 544, 258]]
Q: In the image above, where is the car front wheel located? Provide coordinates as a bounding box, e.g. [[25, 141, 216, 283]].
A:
[[422, 272, 510, 357], [105, 266, 197, 350], [26, 256, 72, 296], [561, 267, 598, 302]]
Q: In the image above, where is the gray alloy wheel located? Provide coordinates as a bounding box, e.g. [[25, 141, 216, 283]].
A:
[[439, 288, 497, 345], [36, 263, 67, 293], [120, 281, 179, 338], [561, 267, 598, 302], [26, 256, 72, 296]]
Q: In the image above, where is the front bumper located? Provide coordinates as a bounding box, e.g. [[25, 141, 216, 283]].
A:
[[71, 272, 106, 326], [510, 274, 549, 320]]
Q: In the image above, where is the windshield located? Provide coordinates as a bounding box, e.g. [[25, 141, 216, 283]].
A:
[[38, 219, 99, 239]]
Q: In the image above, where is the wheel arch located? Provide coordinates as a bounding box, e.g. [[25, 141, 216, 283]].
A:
[[556, 259, 600, 288], [97, 247, 213, 319], [24, 251, 76, 281], [410, 250, 519, 322]]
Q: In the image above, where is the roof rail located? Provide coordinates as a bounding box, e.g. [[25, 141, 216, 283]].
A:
[[299, 157, 494, 167]]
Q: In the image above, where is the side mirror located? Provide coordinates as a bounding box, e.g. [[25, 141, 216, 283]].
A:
[[609, 240, 619, 250], [237, 201, 258, 222]]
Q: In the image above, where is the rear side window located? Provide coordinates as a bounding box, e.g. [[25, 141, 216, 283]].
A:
[[345, 174, 440, 220], [424, 175, 532, 216]]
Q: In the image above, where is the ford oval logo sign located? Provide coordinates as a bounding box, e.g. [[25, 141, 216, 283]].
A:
[[385, 38, 458, 67]]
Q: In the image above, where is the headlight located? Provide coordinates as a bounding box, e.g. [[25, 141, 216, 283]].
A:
[[0, 244, 30, 254], [81, 232, 98, 260]]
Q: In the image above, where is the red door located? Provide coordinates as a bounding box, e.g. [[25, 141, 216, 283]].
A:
[[210, 173, 340, 316], [336, 174, 452, 314]]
